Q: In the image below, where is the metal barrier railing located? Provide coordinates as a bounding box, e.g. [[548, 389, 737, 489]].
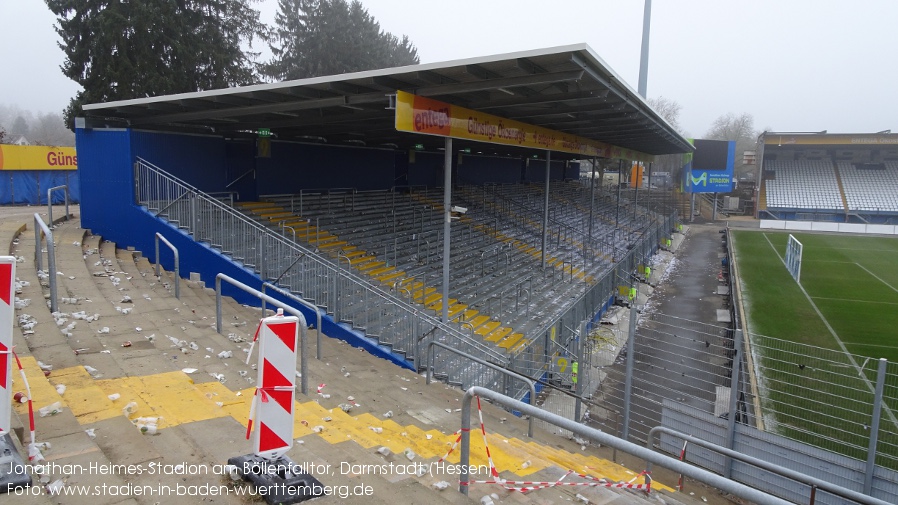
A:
[[47, 185, 70, 225], [214, 273, 308, 395], [33, 213, 58, 313], [154, 232, 180, 299], [459, 386, 792, 505], [261, 281, 323, 361], [426, 341, 535, 437], [135, 158, 505, 377], [646, 426, 892, 505]]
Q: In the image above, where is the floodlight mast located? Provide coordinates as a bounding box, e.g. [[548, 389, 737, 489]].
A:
[[637, 0, 652, 98]]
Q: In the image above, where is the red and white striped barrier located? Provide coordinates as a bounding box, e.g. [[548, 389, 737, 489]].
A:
[[246, 309, 299, 460], [0, 257, 16, 435]]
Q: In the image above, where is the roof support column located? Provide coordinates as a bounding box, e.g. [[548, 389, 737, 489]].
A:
[[442, 137, 452, 323], [589, 157, 596, 241], [541, 151, 551, 269]]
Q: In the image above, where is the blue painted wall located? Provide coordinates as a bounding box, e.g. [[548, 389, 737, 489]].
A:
[[524, 159, 569, 182], [256, 141, 395, 194], [458, 155, 522, 185], [131, 130, 228, 191], [406, 151, 446, 187]]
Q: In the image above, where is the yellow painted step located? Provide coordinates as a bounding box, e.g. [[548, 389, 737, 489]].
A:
[[475, 321, 501, 336], [498, 332, 525, 349], [484, 326, 512, 343], [350, 256, 377, 266], [238, 202, 278, 209], [318, 240, 348, 250], [467, 314, 491, 329], [446, 303, 468, 319], [358, 261, 385, 272], [427, 298, 458, 311], [342, 250, 366, 259], [453, 309, 480, 323], [262, 211, 294, 220], [422, 292, 442, 306], [368, 266, 395, 276], [375, 270, 405, 283]]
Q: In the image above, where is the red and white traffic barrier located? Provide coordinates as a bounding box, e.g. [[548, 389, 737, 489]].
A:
[[246, 309, 299, 460], [0, 257, 16, 436]]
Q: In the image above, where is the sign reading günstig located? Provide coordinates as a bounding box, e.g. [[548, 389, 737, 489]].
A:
[[393, 90, 656, 162], [683, 139, 735, 193]]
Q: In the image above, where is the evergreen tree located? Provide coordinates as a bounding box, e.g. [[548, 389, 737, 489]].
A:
[[45, 0, 267, 129], [263, 0, 419, 81]]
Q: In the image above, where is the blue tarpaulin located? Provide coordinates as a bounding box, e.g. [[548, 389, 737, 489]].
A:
[[0, 171, 80, 205]]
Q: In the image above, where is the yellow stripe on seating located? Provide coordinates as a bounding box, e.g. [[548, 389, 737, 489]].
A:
[[475, 321, 501, 336], [484, 326, 512, 343], [498, 332, 525, 349]]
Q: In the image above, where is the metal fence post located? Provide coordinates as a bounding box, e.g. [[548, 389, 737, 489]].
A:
[[574, 319, 585, 422], [621, 289, 637, 441], [34, 214, 58, 313], [724, 329, 744, 479], [864, 358, 888, 495]]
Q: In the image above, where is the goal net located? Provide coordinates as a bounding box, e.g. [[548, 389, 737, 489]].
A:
[[785, 234, 803, 283]]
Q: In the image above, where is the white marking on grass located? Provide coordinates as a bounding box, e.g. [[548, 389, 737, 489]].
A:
[[811, 297, 898, 306], [854, 262, 898, 295], [761, 233, 898, 428]]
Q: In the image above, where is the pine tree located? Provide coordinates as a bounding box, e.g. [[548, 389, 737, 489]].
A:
[[45, 0, 267, 129], [262, 0, 419, 81]]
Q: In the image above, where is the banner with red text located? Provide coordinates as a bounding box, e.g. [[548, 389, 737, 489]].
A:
[[394, 91, 654, 162], [0, 145, 77, 171]]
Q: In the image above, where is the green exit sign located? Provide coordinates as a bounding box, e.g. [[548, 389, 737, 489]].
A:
[[414, 143, 424, 151], [257, 128, 271, 137]]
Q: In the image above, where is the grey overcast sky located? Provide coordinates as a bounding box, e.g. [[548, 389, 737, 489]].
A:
[[2, 0, 896, 137]]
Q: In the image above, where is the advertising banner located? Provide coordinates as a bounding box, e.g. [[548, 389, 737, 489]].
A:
[[0, 145, 77, 171], [683, 139, 735, 193], [394, 90, 655, 162]]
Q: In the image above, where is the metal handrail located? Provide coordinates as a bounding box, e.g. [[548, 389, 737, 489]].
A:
[[136, 158, 504, 364], [33, 214, 58, 312], [459, 387, 792, 505], [261, 281, 323, 361], [47, 185, 70, 225], [154, 233, 180, 299], [646, 426, 892, 505], [214, 273, 308, 395], [427, 342, 535, 437]]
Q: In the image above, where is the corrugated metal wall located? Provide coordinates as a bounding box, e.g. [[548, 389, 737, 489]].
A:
[[256, 141, 395, 193], [661, 400, 898, 505]]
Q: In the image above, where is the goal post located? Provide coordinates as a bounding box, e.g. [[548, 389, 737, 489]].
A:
[[785, 234, 803, 283]]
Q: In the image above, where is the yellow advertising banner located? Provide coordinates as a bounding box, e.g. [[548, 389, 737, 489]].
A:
[[0, 145, 77, 171], [763, 133, 898, 146], [394, 90, 654, 162]]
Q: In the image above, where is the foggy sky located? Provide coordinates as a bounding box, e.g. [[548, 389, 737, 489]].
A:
[[2, 0, 895, 137]]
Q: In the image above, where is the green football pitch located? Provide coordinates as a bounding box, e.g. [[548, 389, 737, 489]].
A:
[[731, 229, 898, 465], [732, 230, 898, 362]]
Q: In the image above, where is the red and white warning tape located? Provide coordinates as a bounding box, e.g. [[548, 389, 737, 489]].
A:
[[461, 394, 652, 495], [11, 350, 36, 458]]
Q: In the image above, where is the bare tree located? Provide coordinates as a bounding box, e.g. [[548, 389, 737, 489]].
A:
[[29, 112, 75, 146], [648, 96, 684, 135], [647, 96, 689, 185], [705, 112, 759, 179]]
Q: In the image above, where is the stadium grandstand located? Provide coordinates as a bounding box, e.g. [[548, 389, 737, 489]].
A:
[[2, 42, 895, 505], [757, 132, 898, 225]]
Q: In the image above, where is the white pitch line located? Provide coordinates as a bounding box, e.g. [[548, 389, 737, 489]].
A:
[[854, 262, 898, 295], [811, 297, 898, 306], [761, 233, 898, 429]]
